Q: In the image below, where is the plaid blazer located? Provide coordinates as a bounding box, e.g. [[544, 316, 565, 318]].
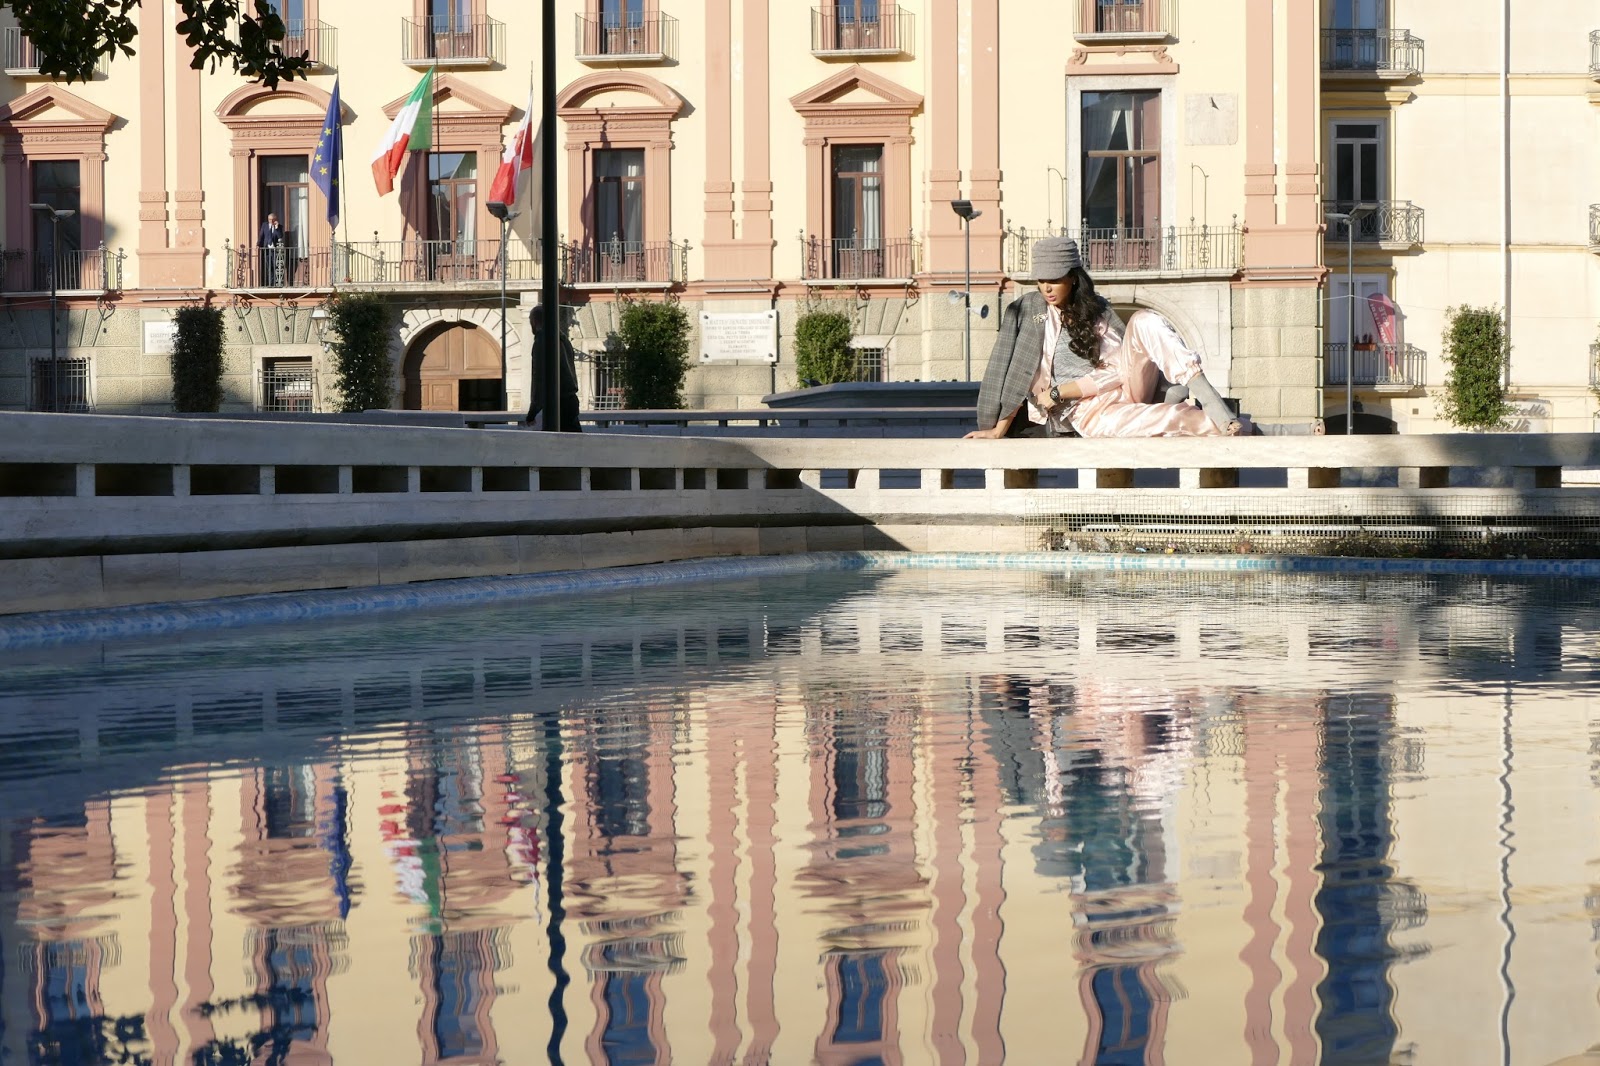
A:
[[975, 291, 1118, 430]]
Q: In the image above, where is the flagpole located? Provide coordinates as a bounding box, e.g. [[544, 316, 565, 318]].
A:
[[534, 0, 560, 431]]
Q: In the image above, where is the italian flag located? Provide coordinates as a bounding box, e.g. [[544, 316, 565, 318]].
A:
[[371, 68, 434, 196]]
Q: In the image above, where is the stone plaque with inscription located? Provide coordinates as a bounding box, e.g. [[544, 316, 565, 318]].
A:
[[700, 311, 778, 363], [143, 321, 178, 355]]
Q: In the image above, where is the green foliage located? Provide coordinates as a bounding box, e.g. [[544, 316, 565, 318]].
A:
[[326, 292, 396, 413], [1439, 305, 1511, 430], [169, 305, 225, 413], [615, 299, 691, 409], [793, 310, 857, 386], [5, 0, 309, 85]]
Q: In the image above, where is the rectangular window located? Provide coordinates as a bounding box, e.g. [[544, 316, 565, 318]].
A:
[[835, 0, 882, 49], [850, 346, 886, 383], [1332, 0, 1386, 29], [1094, 0, 1149, 34], [429, 0, 472, 32], [260, 358, 315, 412], [257, 154, 310, 286], [268, 0, 306, 24], [30, 160, 81, 290], [427, 0, 475, 58], [591, 352, 626, 410], [831, 144, 884, 278], [592, 148, 645, 281], [1331, 122, 1383, 207], [29, 356, 91, 413], [598, 0, 647, 54], [1080, 91, 1160, 270], [428, 152, 477, 244]]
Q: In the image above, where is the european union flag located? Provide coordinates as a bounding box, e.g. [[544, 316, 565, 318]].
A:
[[312, 79, 343, 230]]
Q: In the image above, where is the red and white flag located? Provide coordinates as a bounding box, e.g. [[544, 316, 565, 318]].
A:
[[489, 90, 537, 208], [1366, 292, 1400, 347]]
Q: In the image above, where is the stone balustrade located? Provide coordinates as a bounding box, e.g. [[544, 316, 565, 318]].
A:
[[3, 411, 1598, 612]]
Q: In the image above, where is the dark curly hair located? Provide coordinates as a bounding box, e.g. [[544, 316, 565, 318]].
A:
[[1061, 267, 1107, 367]]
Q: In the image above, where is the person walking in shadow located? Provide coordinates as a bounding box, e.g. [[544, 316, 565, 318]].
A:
[[527, 302, 582, 431]]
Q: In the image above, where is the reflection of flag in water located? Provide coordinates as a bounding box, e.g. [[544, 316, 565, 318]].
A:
[[498, 773, 541, 884], [320, 781, 354, 919], [1367, 293, 1400, 374], [378, 792, 444, 921]]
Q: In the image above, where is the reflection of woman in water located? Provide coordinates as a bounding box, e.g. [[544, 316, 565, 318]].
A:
[[967, 236, 1322, 439]]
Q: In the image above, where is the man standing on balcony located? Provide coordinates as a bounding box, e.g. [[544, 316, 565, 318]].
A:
[[256, 212, 284, 287]]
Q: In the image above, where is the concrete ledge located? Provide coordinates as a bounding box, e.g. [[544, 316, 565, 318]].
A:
[[6, 550, 1600, 650], [5, 411, 1600, 614]]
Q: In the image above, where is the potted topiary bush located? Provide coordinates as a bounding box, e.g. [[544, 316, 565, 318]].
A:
[[793, 309, 856, 386], [1439, 304, 1511, 430], [169, 305, 226, 412], [325, 291, 396, 412], [615, 298, 691, 409]]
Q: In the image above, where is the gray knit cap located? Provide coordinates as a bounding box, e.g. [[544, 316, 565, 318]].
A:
[[1031, 236, 1083, 279]]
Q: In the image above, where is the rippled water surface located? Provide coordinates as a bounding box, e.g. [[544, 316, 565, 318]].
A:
[[3, 568, 1600, 1065]]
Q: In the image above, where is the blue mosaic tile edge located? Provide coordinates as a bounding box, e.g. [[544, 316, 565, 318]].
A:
[[3, 550, 1597, 650]]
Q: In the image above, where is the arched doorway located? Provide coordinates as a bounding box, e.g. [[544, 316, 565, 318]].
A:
[[403, 323, 502, 411]]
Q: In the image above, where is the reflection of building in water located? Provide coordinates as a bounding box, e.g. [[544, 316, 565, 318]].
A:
[[4, 571, 1600, 1063], [565, 694, 684, 1063], [1314, 696, 1406, 1064]]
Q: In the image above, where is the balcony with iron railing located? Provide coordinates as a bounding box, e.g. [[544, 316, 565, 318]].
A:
[[224, 238, 544, 290], [1322, 27, 1423, 78], [2, 27, 108, 76], [800, 234, 919, 282], [565, 238, 688, 286], [279, 19, 337, 69], [1590, 204, 1600, 252], [1324, 201, 1425, 249], [574, 12, 677, 62], [1325, 342, 1427, 390], [1004, 223, 1242, 279], [1591, 29, 1599, 78], [401, 17, 504, 67], [811, 5, 914, 57], [0, 246, 124, 293], [1075, 0, 1176, 41]]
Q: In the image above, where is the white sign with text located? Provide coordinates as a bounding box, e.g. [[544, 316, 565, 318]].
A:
[[143, 321, 178, 355], [700, 311, 778, 363]]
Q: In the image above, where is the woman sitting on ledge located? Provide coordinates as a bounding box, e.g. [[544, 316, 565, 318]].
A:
[[965, 236, 1322, 439]]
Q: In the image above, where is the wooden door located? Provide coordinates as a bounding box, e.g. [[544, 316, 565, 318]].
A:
[[404, 324, 501, 411]]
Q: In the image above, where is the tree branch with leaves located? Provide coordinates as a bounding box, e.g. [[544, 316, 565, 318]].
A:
[[5, 0, 310, 86]]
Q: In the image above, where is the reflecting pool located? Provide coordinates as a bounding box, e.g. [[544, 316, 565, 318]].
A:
[[3, 568, 1600, 1065]]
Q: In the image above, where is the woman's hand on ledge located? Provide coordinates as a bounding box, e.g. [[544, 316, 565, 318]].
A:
[[964, 425, 1008, 440]]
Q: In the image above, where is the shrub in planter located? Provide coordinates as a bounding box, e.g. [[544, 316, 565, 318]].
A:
[[1439, 304, 1511, 430], [326, 291, 396, 412], [793, 309, 856, 386], [169, 305, 226, 412], [615, 299, 691, 409]]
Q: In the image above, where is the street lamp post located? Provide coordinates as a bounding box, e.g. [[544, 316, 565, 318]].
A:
[[487, 200, 519, 411], [29, 202, 75, 412], [1323, 204, 1372, 435], [951, 199, 981, 381]]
